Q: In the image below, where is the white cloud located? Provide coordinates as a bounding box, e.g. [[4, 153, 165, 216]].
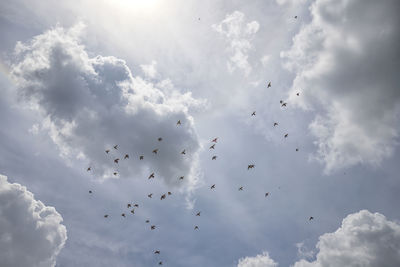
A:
[[140, 60, 157, 79], [0, 174, 67, 267], [293, 210, 400, 267], [281, 0, 400, 173], [10, 24, 206, 188], [213, 11, 259, 76], [238, 251, 278, 267]]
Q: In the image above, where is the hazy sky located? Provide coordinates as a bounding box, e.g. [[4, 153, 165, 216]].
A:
[[1, 0, 400, 266]]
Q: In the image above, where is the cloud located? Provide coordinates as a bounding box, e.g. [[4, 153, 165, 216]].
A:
[[140, 60, 157, 79], [238, 251, 278, 267], [213, 11, 259, 76], [10, 24, 206, 188], [281, 0, 400, 173], [293, 210, 400, 267], [0, 174, 67, 267]]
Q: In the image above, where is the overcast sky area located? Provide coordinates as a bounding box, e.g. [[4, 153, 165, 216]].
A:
[[1, 0, 400, 266]]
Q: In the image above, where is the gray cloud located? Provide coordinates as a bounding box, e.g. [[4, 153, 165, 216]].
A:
[[238, 251, 278, 267], [281, 0, 400, 173], [293, 210, 400, 267], [10, 24, 205, 188], [0, 174, 67, 267]]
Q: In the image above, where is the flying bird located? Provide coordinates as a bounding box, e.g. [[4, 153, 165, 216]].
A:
[[267, 82, 271, 88], [105, 149, 110, 154], [248, 164, 255, 170], [296, 92, 300, 96], [280, 100, 283, 104], [265, 192, 269, 197], [158, 137, 162, 142], [151, 225, 156, 230], [177, 120, 181, 125], [148, 193, 153, 198], [149, 173, 155, 179], [160, 194, 166, 200], [179, 176, 184, 180], [114, 145, 118, 150], [104, 214, 109, 218], [127, 204, 132, 208], [181, 149, 186, 155], [89, 190, 92, 194], [130, 209, 135, 214], [114, 158, 120, 164], [209, 144, 215, 149], [281, 103, 287, 107], [154, 250, 160, 254], [294, 15, 298, 19], [139, 155, 144, 160], [212, 156, 217, 160], [212, 138, 218, 143], [274, 122, 278, 126], [167, 192, 172, 196], [194, 226, 199, 230], [124, 154, 129, 159], [113, 172, 118, 176], [211, 184, 216, 189], [87, 167, 91, 171], [296, 148, 299, 151], [284, 134, 288, 138], [121, 213, 126, 217], [159, 262, 162, 265], [239, 186, 243, 191], [196, 212, 201, 216], [133, 204, 139, 208], [251, 111, 256, 116], [309, 217, 314, 221], [152, 149, 158, 154], [145, 220, 150, 223]]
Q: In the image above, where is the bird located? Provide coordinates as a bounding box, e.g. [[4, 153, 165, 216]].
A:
[[309, 216, 314, 221], [194, 226, 199, 230], [281, 103, 287, 107], [160, 194, 166, 200], [159, 262, 162, 265], [181, 149, 186, 155], [284, 133, 288, 138], [177, 120, 181, 125], [158, 137, 162, 142], [87, 167, 91, 171], [211, 184, 216, 189], [104, 215, 109, 218], [296, 148, 299, 151], [133, 204, 139, 208], [274, 122, 278, 126], [114, 145, 118, 150], [148, 193, 153, 198], [248, 164, 255, 170], [130, 209, 135, 214], [151, 225, 156, 230], [209, 144, 215, 149], [152, 149, 158, 154], [211, 137, 218, 143], [114, 158, 119, 164], [145, 220, 150, 223], [89, 190, 92, 194], [296, 92, 300, 96], [280, 100, 283, 104], [154, 250, 160, 254], [121, 213, 126, 217], [265, 192, 269, 197], [127, 203, 132, 208], [196, 212, 201, 216], [167, 192, 172, 196], [149, 172, 155, 179], [239, 186, 243, 191], [267, 82, 271, 88], [113, 172, 118, 176], [105, 149, 110, 154], [251, 111, 256, 116], [124, 154, 129, 159], [212, 156, 217, 160], [179, 176, 184, 180], [294, 15, 298, 19], [139, 155, 144, 160]]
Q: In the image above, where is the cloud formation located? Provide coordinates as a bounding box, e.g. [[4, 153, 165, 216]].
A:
[[213, 11, 259, 76], [0, 174, 67, 267], [237, 251, 278, 267], [293, 210, 400, 267], [282, 0, 400, 173], [10, 24, 205, 187]]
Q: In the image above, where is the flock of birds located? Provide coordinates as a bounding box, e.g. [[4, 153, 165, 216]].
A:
[[85, 78, 313, 265]]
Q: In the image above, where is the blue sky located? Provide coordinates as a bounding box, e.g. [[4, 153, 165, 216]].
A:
[[1, 0, 400, 266]]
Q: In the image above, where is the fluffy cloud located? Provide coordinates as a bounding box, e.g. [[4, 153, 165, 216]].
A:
[[213, 11, 259, 76], [10, 24, 205, 187], [281, 0, 400, 173], [0, 174, 67, 267], [238, 251, 278, 267], [293, 210, 400, 267]]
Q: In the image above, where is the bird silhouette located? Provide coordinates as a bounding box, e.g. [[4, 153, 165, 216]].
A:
[[87, 166, 92, 172], [280, 100, 283, 104], [133, 204, 139, 208], [181, 149, 186, 155], [145, 220, 150, 223], [105, 149, 110, 154], [212, 138, 218, 143], [124, 154, 129, 159], [148, 194, 153, 198], [284, 134, 288, 138], [159, 262, 162, 265], [194, 226, 199, 230], [274, 122, 278, 126], [212, 156, 217, 160], [152, 149, 158, 154], [121, 213, 126, 217], [113, 172, 118, 176], [154, 250, 160, 254], [177, 120, 181, 125], [89, 190, 92, 194], [196, 212, 201, 216], [104, 214, 109, 218], [209, 144, 215, 149], [114, 145, 118, 150], [114, 158, 119, 164], [127, 203, 132, 208], [179, 176, 184, 180], [158, 137, 162, 142], [151, 225, 156, 230], [296, 92, 300, 96], [239, 186, 243, 191], [211, 184, 216, 189], [296, 148, 299, 151], [281, 103, 287, 107], [139, 155, 144, 160], [265, 192, 269, 197], [267, 82, 271, 88], [160, 194, 166, 200], [309, 217, 314, 221], [294, 15, 298, 19], [130, 209, 135, 214], [167, 192, 172, 196], [149, 173, 155, 179], [251, 111, 256, 116], [248, 164, 255, 170]]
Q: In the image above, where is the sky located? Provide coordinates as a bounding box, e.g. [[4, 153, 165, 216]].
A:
[[0, 0, 400, 266]]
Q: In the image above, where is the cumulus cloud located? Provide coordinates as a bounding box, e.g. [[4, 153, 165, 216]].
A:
[[238, 251, 278, 267], [140, 60, 157, 79], [0, 174, 67, 267], [281, 0, 400, 173], [293, 210, 400, 267], [10, 24, 205, 187], [213, 11, 259, 76]]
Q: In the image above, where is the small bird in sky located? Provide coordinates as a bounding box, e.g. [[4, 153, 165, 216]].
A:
[[296, 148, 299, 151], [145, 220, 150, 223], [212, 137, 218, 143], [177, 120, 181, 125], [210, 144, 215, 149], [296, 92, 300, 96], [158, 137, 162, 142], [211, 184, 216, 189], [274, 122, 278, 126], [280, 100, 283, 104], [89, 190, 92, 194], [114, 158, 119, 164], [294, 15, 298, 19], [105, 149, 110, 154], [181, 149, 186, 155], [265, 192, 269, 197], [154, 250, 160, 254], [133, 204, 139, 208], [159, 262, 162, 265], [87, 167, 91, 171], [281, 102, 287, 107], [248, 164, 255, 170], [104, 214, 108, 218], [251, 111, 256, 116], [127, 203, 132, 208], [267, 82, 271, 88], [121, 213, 126, 217], [179, 176, 184, 180], [130, 209, 135, 214], [239, 186, 243, 191], [167, 192, 172, 196], [152, 149, 158, 154], [194, 226, 199, 230], [148, 193, 153, 198], [212, 156, 217, 160], [160, 194, 166, 200], [139, 155, 144, 160], [113, 172, 118, 176], [284, 133, 288, 138], [149, 173, 155, 179], [114, 145, 118, 150], [124, 154, 129, 159], [309, 216, 314, 221], [151, 225, 156, 230], [196, 212, 201, 216]]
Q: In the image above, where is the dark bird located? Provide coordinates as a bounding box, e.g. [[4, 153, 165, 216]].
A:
[[296, 92, 300, 96], [212, 156, 217, 160], [294, 15, 298, 19], [251, 111, 256, 116], [281, 103, 287, 107], [148, 193, 153, 198], [121, 213, 126, 217], [212, 137, 218, 143], [151, 225, 156, 230], [139, 155, 144, 160], [105, 149, 110, 154], [265, 192, 269, 197], [177, 120, 181, 125], [194, 226, 199, 230], [274, 122, 278, 126], [211, 184, 216, 189], [124, 154, 129, 159], [267, 81, 271, 88], [179, 176, 184, 180], [158, 137, 162, 142], [149, 172, 155, 179], [248, 164, 255, 170], [181, 149, 186, 155], [239, 186, 243, 191], [113, 172, 118, 176], [309, 216, 314, 221], [133, 204, 139, 208], [284, 133, 288, 138], [145, 220, 150, 223], [167, 192, 172, 196], [127, 203, 132, 208], [280, 100, 283, 104], [209, 144, 215, 149], [104, 214, 109, 218], [154, 250, 160, 254], [87, 167, 91, 171], [296, 148, 299, 151], [196, 212, 201, 216], [130, 209, 135, 214], [152, 149, 158, 154], [159, 262, 162, 265], [160, 194, 166, 200], [114, 145, 118, 150], [89, 190, 92, 194], [114, 158, 120, 164]]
